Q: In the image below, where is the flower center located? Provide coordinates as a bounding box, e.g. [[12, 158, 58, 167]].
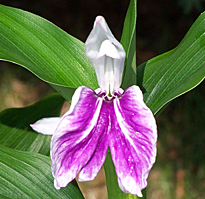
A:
[[104, 56, 114, 97], [99, 39, 121, 97]]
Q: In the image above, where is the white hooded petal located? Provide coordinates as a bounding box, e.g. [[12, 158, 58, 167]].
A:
[[85, 16, 125, 94]]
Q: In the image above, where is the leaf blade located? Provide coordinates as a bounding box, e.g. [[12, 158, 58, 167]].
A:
[[0, 4, 98, 89], [0, 145, 84, 199], [121, 0, 137, 89], [137, 11, 205, 115]]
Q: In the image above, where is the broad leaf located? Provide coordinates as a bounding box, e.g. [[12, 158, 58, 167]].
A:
[[0, 93, 64, 155], [0, 4, 98, 89], [121, 0, 137, 89], [137, 11, 205, 115], [0, 145, 84, 199]]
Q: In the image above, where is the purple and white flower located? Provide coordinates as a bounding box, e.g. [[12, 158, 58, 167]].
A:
[[31, 16, 157, 197]]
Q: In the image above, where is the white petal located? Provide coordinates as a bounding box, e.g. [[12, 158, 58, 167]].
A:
[[30, 117, 62, 135], [98, 40, 121, 59], [85, 16, 125, 93]]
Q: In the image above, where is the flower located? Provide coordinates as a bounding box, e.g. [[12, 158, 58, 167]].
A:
[[30, 16, 157, 197]]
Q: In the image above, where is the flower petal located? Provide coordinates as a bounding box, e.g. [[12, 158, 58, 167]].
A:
[[51, 86, 109, 189], [30, 117, 62, 135], [85, 16, 125, 93], [109, 85, 157, 196], [78, 102, 110, 181]]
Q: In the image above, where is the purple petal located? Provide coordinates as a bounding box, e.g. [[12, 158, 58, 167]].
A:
[[109, 85, 157, 196], [51, 86, 109, 189]]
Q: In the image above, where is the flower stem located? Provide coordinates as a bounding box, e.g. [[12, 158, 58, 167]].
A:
[[104, 149, 146, 199]]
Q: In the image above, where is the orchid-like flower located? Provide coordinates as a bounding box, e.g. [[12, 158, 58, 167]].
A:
[[31, 16, 157, 197]]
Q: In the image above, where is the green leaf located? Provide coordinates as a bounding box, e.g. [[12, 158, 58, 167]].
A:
[[0, 93, 64, 155], [137, 11, 205, 115], [0, 145, 84, 199], [0, 4, 98, 89], [50, 84, 75, 103], [121, 0, 137, 89]]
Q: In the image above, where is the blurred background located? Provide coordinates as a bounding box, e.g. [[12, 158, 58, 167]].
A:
[[0, 0, 205, 198]]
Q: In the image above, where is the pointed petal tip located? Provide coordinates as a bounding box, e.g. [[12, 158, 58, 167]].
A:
[[93, 15, 107, 32], [30, 123, 40, 133], [54, 182, 60, 190], [30, 117, 62, 135], [53, 170, 77, 190], [118, 177, 143, 197], [95, 16, 104, 23]]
